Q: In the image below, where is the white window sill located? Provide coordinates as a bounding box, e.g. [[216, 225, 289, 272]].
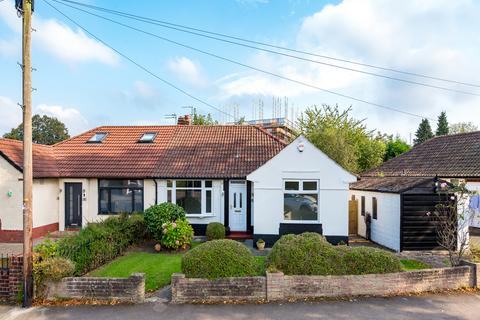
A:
[[282, 220, 321, 224], [186, 214, 215, 219]]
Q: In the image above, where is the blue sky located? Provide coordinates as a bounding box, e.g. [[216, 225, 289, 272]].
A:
[[1, 0, 479, 141]]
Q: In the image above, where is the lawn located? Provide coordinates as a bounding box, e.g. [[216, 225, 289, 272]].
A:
[[90, 246, 267, 292], [400, 259, 431, 271]]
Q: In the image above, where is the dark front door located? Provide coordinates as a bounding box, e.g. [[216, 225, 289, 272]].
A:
[[65, 183, 82, 228]]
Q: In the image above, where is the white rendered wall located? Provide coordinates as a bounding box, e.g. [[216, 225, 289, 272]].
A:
[[0, 157, 23, 230], [247, 136, 357, 238], [349, 190, 401, 252]]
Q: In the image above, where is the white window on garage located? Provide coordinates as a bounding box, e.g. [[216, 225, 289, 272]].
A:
[[283, 180, 319, 221]]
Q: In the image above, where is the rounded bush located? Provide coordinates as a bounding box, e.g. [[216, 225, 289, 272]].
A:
[[205, 222, 225, 240], [266, 232, 402, 276], [266, 232, 343, 275], [160, 219, 194, 250], [144, 203, 186, 241], [340, 246, 402, 274], [182, 239, 258, 279]]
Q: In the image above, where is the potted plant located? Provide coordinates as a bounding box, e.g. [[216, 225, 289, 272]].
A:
[[256, 239, 265, 250]]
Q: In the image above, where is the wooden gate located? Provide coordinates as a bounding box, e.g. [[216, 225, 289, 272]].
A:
[[348, 199, 358, 235]]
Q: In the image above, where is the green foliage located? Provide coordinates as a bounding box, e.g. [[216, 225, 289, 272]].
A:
[[3, 114, 70, 145], [192, 112, 218, 125], [436, 111, 449, 136], [414, 118, 434, 145], [297, 105, 385, 173], [160, 219, 194, 250], [470, 243, 480, 263], [55, 214, 146, 275], [205, 222, 226, 240], [33, 257, 75, 298], [182, 240, 259, 279], [449, 122, 478, 134], [34, 239, 59, 259], [266, 233, 402, 276], [144, 203, 186, 242], [400, 259, 431, 270], [384, 136, 411, 161]]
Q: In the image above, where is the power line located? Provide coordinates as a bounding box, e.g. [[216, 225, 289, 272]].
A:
[[55, 0, 480, 89], [48, 0, 435, 120], [42, 0, 235, 120]]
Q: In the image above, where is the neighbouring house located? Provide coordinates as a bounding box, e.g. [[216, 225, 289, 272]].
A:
[[350, 131, 480, 251], [0, 122, 356, 245]]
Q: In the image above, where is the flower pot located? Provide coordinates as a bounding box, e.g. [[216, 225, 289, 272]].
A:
[[257, 242, 265, 250]]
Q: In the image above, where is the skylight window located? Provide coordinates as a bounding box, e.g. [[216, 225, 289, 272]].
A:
[[87, 132, 108, 143], [138, 132, 157, 143]]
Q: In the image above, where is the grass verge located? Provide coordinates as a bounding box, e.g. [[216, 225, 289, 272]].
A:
[[400, 259, 431, 271]]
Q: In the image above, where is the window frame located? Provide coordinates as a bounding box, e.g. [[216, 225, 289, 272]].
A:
[[167, 180, 214, 216], [361, 196, 366, 216], [138, 132, 157, 143], [283, 179, 319, 223], [98, 179, 144, 214], [372, 197, 378, 220], [87, 132, 108, 143]]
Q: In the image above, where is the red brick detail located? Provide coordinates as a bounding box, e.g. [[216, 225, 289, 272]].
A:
[[0, 256, 23, 301], [0, 223, 58, 243]]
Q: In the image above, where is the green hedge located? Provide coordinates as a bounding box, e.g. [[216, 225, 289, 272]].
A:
[[266, 232, 402, 276], [182, 240, 258, 279], [55, 213, 146, 275], [205, 222, 225, 240], [144, 203, 186, 242]]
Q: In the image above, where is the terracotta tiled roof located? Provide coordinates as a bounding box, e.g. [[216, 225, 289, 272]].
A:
[[0, 125, 286, 178], [362, 131, 480, 178], [350, 176, 432, 193], [0, 138, 59, 177]]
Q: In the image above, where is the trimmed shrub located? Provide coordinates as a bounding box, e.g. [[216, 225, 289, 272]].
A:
[[33, 257, 75, 298], [55, 214, 147, 275], [266, 232, 402, 276], [144, 203, 186, 241], [160, 219, 194, 250], [205, 222, 225, 240], [182, 239, 258, 279], [266, 232, 343, 275], [340, 246, 402, 274]]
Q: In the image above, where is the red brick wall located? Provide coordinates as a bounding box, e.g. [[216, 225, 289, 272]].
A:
[[0, 256, 23, 301], [0, 223, 59, 243]]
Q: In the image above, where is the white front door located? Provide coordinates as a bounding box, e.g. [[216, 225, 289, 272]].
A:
[[229, 180, 247, 231]]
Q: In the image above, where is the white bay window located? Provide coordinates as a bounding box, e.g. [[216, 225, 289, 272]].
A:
[[283, 180, 319, 221], [167, 180, 213, 215]]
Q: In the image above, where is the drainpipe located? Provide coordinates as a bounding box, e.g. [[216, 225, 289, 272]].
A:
[[153, 179, 158, 205]]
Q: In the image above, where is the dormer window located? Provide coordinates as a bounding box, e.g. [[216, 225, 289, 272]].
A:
[[87, 132, 108, 143], [138, 132, 157, 143]]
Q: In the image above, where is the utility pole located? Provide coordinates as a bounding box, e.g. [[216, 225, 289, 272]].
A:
[[17, 0, 34, 307]]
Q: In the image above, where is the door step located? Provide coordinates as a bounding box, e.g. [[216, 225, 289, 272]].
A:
[[227, 232, 253, 240]]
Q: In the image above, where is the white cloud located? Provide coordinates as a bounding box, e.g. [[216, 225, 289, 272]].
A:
[[167, 57, 206, 88], [0, 0, 118, 65], [217, 0, 480, 139], [36, 104, 88, 135], [0, 96, 22, 136]]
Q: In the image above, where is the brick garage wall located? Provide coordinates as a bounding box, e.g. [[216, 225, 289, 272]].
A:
[[172, 264, 479, 304], [171, 273, 266, 303], [45, 273, 145, 303], [0, 256, 23, 301]]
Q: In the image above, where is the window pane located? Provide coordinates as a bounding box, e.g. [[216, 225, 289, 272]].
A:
[[110, 189, 133, 213], [285, 181, 299, 190], [206, 190, 212, 213], [99, 180, 144, 188], [99, 189, 109, 212], [303, 181, 317, 191], [176, 180, 200, 188], [139, 132, 156, 142], [205, 180, 212, 188], [167, 180, 173, 188], [88, 132, 107, 143], [176, 189, 202, 214], [127, 180, 143, 187], [167, 190, 172, 203], [133, 189, 143, 212], [284, 193, 318, 221]]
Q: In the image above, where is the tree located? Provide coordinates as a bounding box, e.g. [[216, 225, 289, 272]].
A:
[[3, 114, 69, 145], [384, 136, 411, 161], [297, 104, 386, 173], [449, 122, 478, 134], [435, 111, 449, 136], [192, 112, 218, 125], [413, 119, 434, 146]]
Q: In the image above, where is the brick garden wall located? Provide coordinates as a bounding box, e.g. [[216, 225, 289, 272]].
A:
[[0, 256, 23, 302], [45, 273, 145, 303], [172, 264, 479, 303]]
